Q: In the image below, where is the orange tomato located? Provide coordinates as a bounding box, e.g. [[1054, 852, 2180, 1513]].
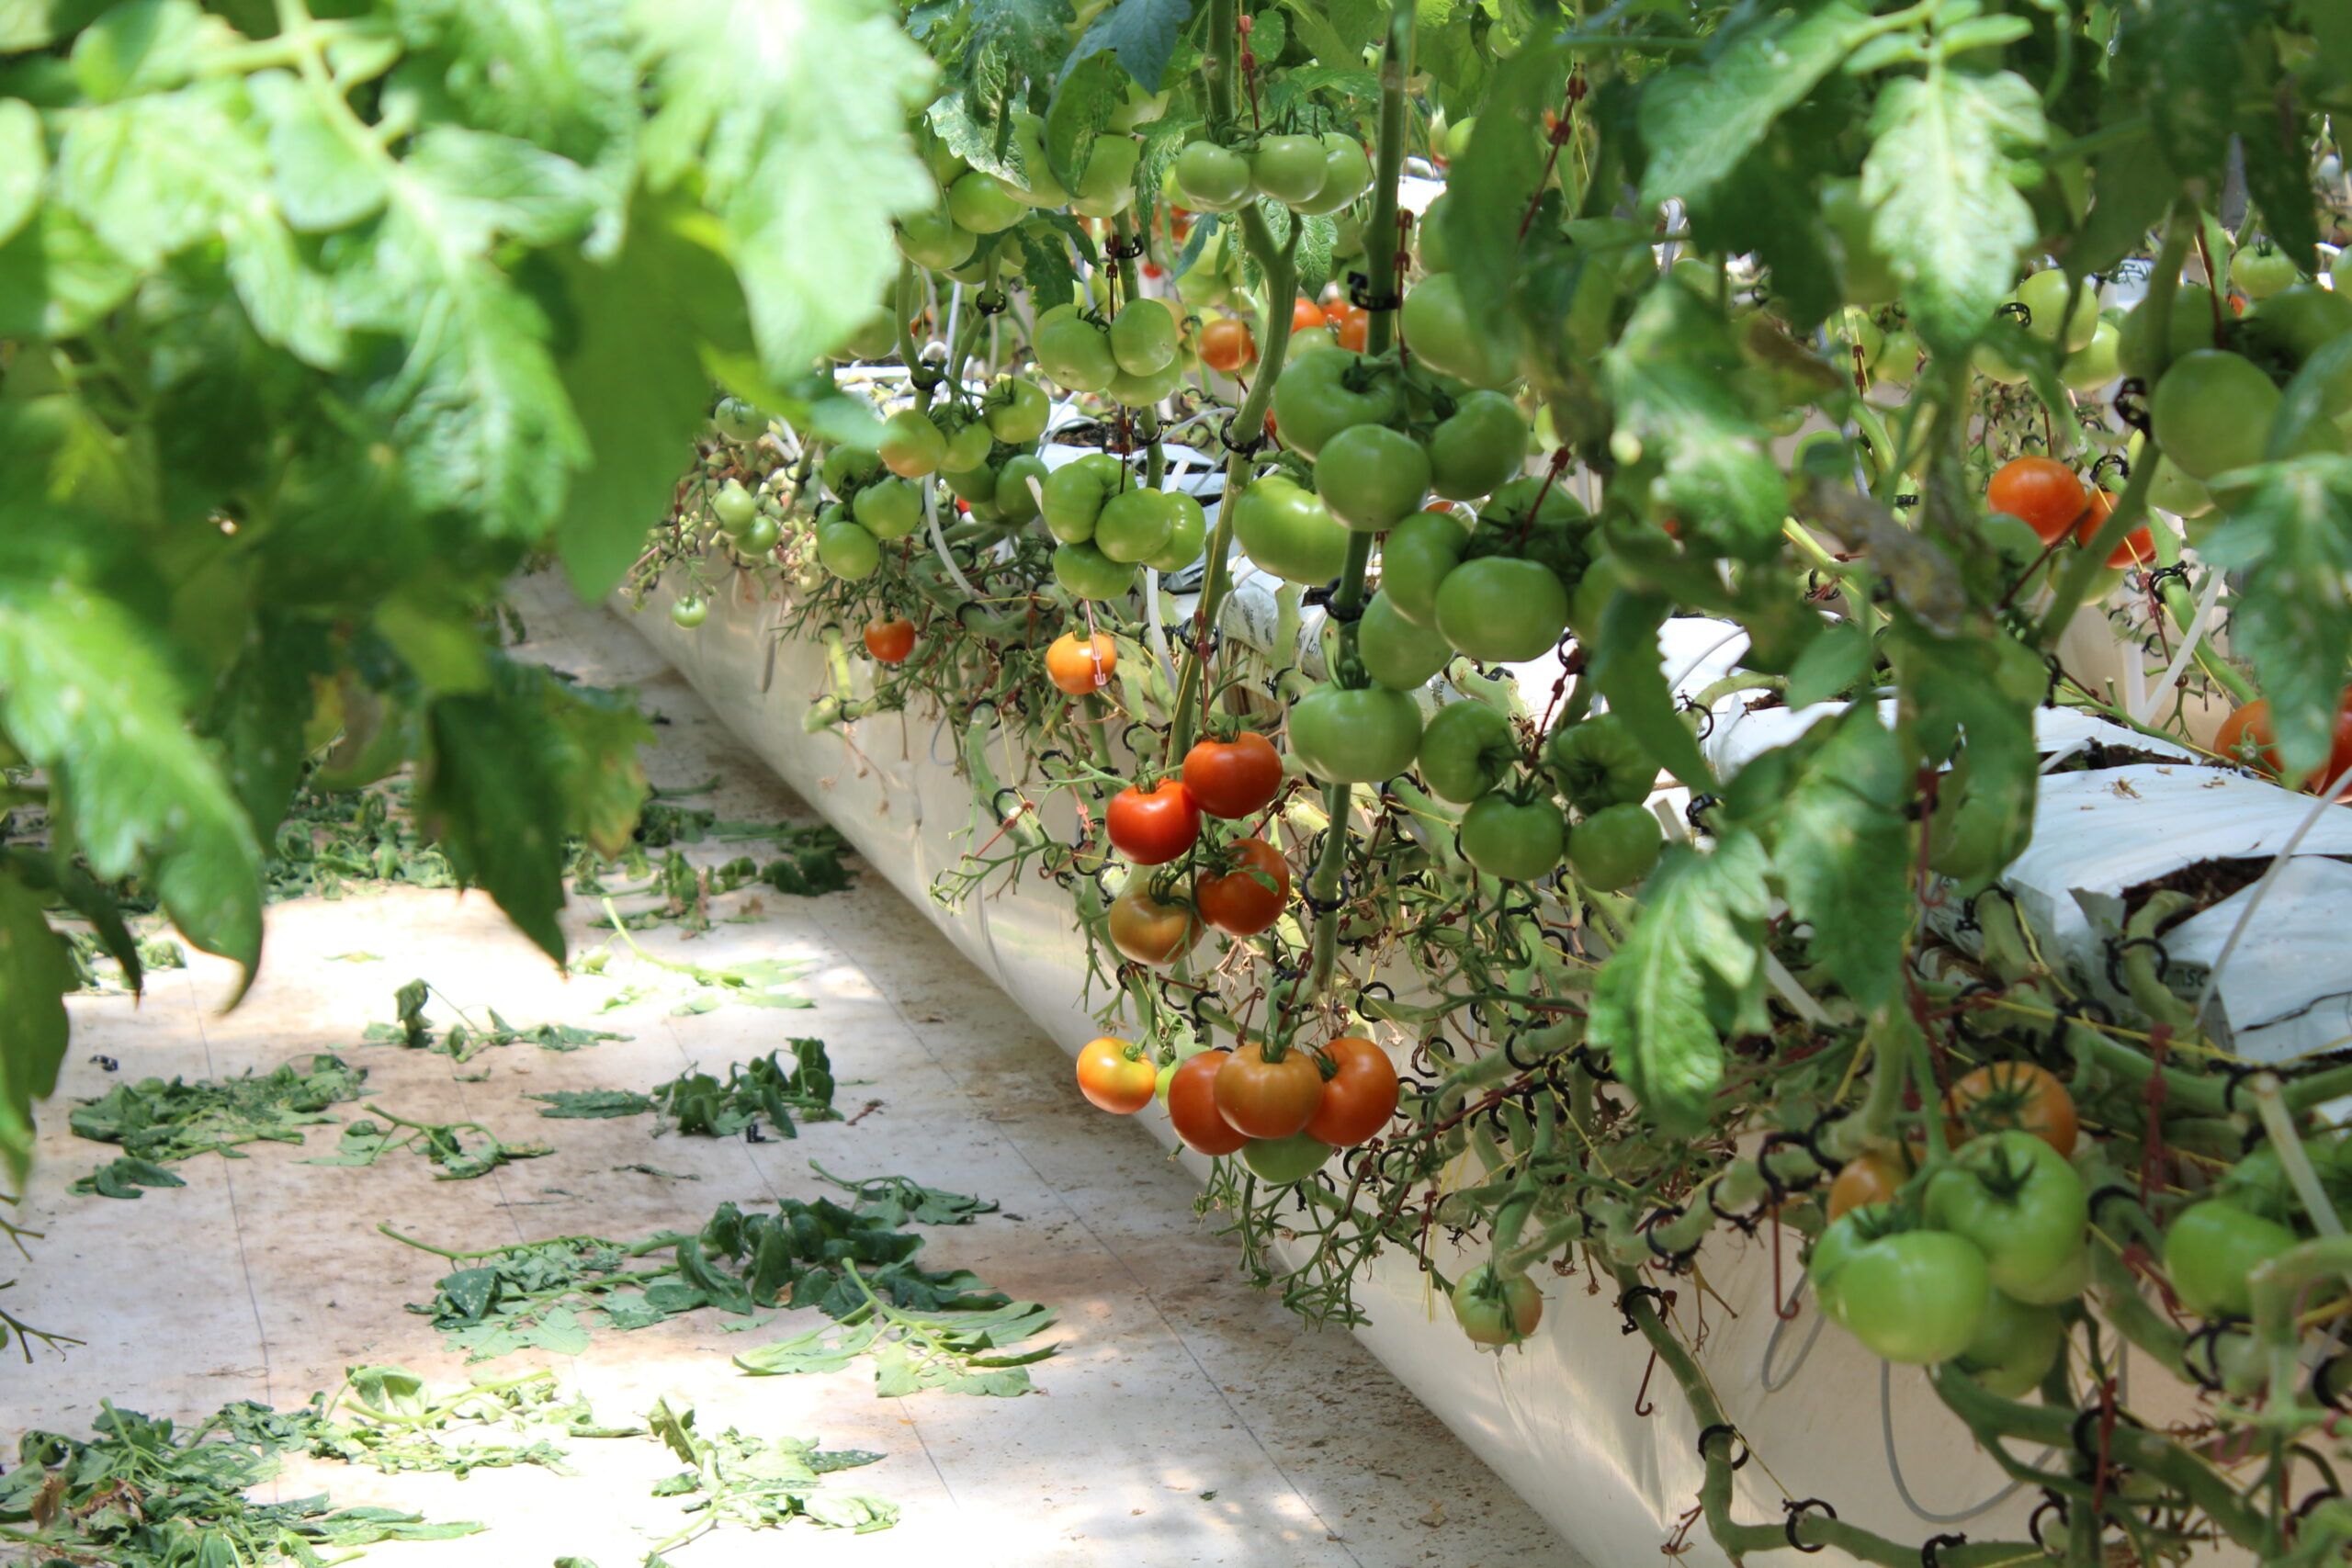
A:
[[2073, 489, 2154, 570], [1292, 297, 1329, 334], [1985, 457, 2088, 546], [2212, 696, 2352, 797], [1945, 1062, 2079, 1156], [1200, 317, 1256, 374], [1076, 1036, 1157, 1114], [864, 617, 916, 663], [1046, 630, 1117, 695], [1826, 1148, 1912, 1220], [1214, 1042, 1325, 1139]]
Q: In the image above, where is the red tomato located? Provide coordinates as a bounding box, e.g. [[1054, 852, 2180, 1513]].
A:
[[1076, 1036, 1156, 1113], [1304, 1036, 1399, 1145], [864, 618, 916, 663], [1214, 1042, 1325, 1138], [2073, 489, 2154, 570], [1046, 631, 1117, 695], [1167, 1051, 1250, 1155], [1106, 779, 1202, 865], [2212, 696, 2352, 797], [1985, 457, 2088, 546], [1195, 837, 1290, 936], [1200, 319, 1256, 373], [1181, 731, 1283, 819]]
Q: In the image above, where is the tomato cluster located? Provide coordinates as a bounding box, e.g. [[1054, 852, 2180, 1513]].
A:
[[1087, 1033, 1402, 1183]]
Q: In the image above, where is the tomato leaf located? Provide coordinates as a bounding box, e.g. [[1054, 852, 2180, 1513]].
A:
[[1769, 708, 1909, 1009], [1065, 0, 1191, 93], [2198, 454, 2352, 780], [2236, 111, 2322, 278], [1589, 829, 1770, 1140], [0, 581, 265, 976], [1860, 65, 2046, 355], [0, 871, 76, 1181], [1044, 49, 1124, 189], [1635, 0, 1874, 212], [1604, 281, 1786, 559], [2112, 0, 2267, 200], [1439, 39, 1562, 367], [0, 100, 45, 248], [206, 612, 334, 842], [633, 0, 937, 379], [1588, 588, 1716, 794]]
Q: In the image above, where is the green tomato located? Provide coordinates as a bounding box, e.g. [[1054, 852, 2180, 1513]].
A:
[[1548, 713, 1656, 813], [1417, 701, 1517, 804], [1823, 1228, 1990, 1366], [1109, 299, 1179, 377], [1105, 355, 1184, 408], [2014, 269, 2099, 351], [1567, 803, 1662, 891], [1241, 1131, 1333, 1184], [854, 476, 925, 539], [946, 170, 1025, 234], [2151, 351, 2280, 480], [1286, 684, 1424, 784], [943, 457, 1001, 504], [1441, 116, 1476, 164], [2245, 283, 2352, 417], [1822, 178, 1898, 307], [1317, 423, 1431, 532], [1173, 141, 1252, 212], [1094, 488, 1175, 564], [817, 519, 883, 581], [1355, 591, 1453, 691], [712, 398, 767, 443], [1427, 389, 1526, 501], [995, 454, 1050, 524], [1070, 135, 1141, 219], [1041, 452, 1125, 542], [1293, 134, 1373, 216], [2116, 285, 2220, 381], [2124, 430, 2211, 519], [1145, 491, 1208, 574], [823, 446, 883, 498], [1232, 474, 1351, 585], [734, 513, 780, 553], [1874, 329, 1923, 386], [1250, 133, 1329, 208], [985, 378, 1053, 443], [880, 409, 947, 478], [1272, 348, 1405, 460], [2164, 1200, 2300, 1319], [1004, 112, 1070, 207], [1459, 794, 1565, 882], [1378, 509, 1470, 626], [2059, 318, 2121, 392], [1951, 1288, 2066, 1399], [669, 594, 708, 629], [1053, 540, 1138, 600], [898, 208, 976, 271], [1435, 558, 1569, 664], [1402, 274, 1516, 389], [939, 420, 995, 475], [1036, 310, 1119, 393], [2232, 243, 2300, 300], [1451, 1262, 1543, 1347], [828, 310, 900, 363], [1923, 1131, 2089, 1303], [712, 478, 758, 533]]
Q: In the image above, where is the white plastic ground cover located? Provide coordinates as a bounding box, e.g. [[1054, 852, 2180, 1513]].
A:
[[616, 581, 2098, 1568]]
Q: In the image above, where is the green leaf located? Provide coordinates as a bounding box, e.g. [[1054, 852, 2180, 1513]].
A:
[[1044, 50, 1124, 189], [1588, 830, 1770, 1140], [1274, 0, 1352, 72], [1604, 281, 1785, 559], [1785, 620, 1871, 707], [0, 582, 265, 975], [634, 0, 937, 378], [420, 660, 577, 962], [247, 67, 388, 232], [2198, 454, 2352, 780], [1636, 0, 1875, 211], [0, 99, 43, 248], [1769, 709, 1909, 1008], [1588, 589, 1716, 794], [2112, 0, 2266, 199], [0, 203, 141, 339], [1065, 0, 1189, 91], [0, 872, 76, 1179], [2236, 110, 2321, 278], [207, 612, 334, 842], [530, 1089, 655, 1119], [1860, 66, 2046, 355], [1441, 39, 1564, 362], [67, 0, 222, 102], [734, 1320, 883, 1376]]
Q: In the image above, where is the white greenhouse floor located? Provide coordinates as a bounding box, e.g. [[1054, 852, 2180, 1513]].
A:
[[3, 580, 1579, 1568]]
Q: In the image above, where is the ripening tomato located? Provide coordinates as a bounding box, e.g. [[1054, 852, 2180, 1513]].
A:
[[1985, 457, 2087, 547], [1939, 1049, 2060, 1176], [1046, 631, 1118, 695], [1292, 297, 1330, 335], [1182, 730, 1283, 819], [864, 618, 917, 663], [1195, 838, 1290, 935], [1452, 1263, 1543, 1347], [1107, 779, 1202, 865], [1076, 1036, 1157, 1113], [1200, 318, 1256, 373], [2211, 695, 2352, 797], [1305, 1036, 1399, 1145], [1325, 300, 1369, 353], [1166, 1051, 1250, 1154], [2072, 490, 2154, 570], [1105, 883, 1203, 966], [1826, 1147, 1912, 1221], [1214, 1041, 1325, 1138]]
